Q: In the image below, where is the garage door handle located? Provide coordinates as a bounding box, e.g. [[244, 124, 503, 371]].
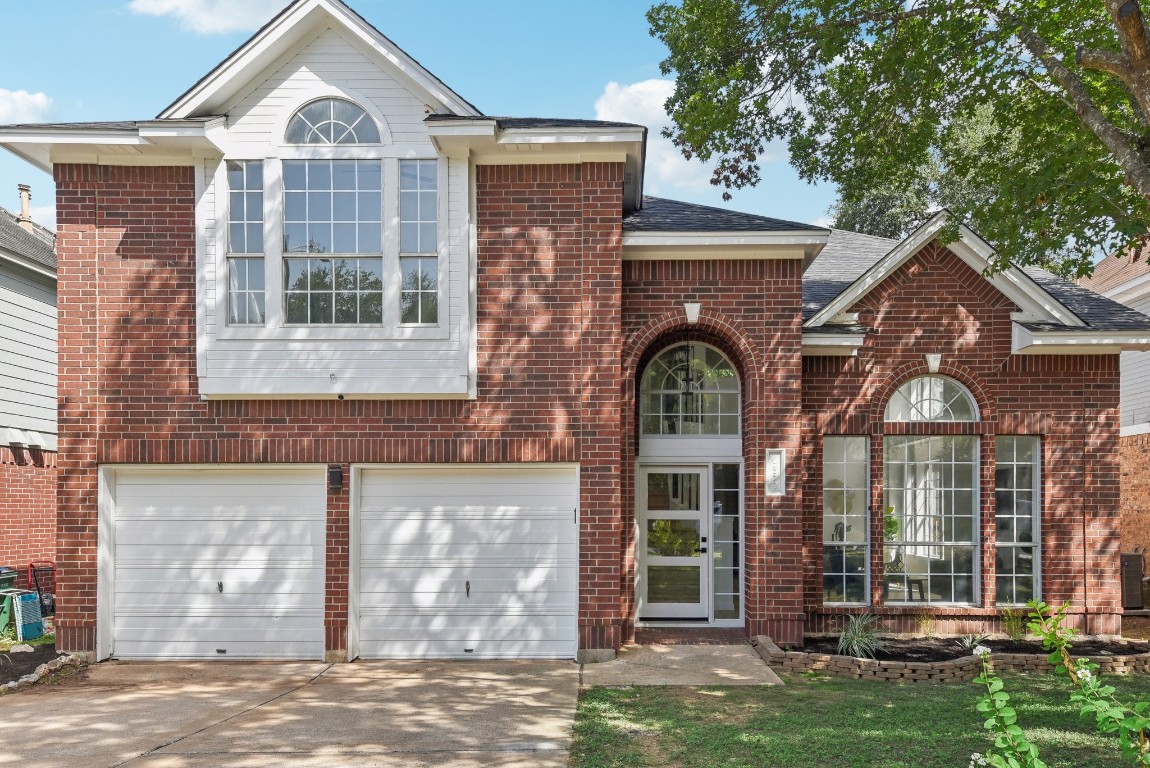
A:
[[465, 580, 470, 598]]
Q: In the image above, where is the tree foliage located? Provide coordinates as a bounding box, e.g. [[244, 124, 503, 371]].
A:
[[648, 0, 1150, 276]]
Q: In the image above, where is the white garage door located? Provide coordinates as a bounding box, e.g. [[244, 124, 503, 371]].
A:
[[358, 464, 578, 659], [110, 467, 326, 660]]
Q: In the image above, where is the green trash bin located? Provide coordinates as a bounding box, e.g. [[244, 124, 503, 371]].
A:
[[0, 568, 15, 590]]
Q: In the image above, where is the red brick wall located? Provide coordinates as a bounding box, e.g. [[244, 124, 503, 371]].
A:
[[0, 446, 57, 588], [52, 162, 625, 655], [1121, 434, 1150, 555], [621, 258, 805, 644], [801, 242, 1121, 636]]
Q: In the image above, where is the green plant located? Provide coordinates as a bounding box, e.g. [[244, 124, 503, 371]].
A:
[[883, 506, 900, 541], [957, 633, 992, 651], [837, 613, 886, 659], [973, 646, 1049, 768], [1001, 607, 1026, 641]]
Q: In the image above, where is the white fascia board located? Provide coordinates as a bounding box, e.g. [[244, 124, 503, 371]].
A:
[[161, 0, 479, 119], [137, 119, 221, 138], [946, 232, 1085, 327], [805, 211, 1086, 329], [1103, 272, 1150, 303], [1011, 322, 1150, 353], [425, 120, 498, 137], [623, 231, 829, 249], [498, 127, 647, 145], [801, 332, 865, 356], [0, 248, 56, 281], [0, 129, 146, 146]]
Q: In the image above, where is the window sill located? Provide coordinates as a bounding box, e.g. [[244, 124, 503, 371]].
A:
[[215, 323, 451, 342]]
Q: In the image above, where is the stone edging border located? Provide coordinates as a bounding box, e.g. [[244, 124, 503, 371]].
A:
[[1, 654, 86, 694], [752, 636, 1150, 683]]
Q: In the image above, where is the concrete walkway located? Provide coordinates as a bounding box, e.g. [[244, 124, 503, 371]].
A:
[[581, 642, 783, 687], [1, 660, 579, 768]]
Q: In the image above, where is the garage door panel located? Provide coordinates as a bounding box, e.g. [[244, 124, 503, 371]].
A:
[[115, 520, 322, 547], [358, 465, 578, 659], [111, 467, 326, 661]]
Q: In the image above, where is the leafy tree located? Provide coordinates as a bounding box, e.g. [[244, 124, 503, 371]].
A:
[[648, 0, 1150, 276]]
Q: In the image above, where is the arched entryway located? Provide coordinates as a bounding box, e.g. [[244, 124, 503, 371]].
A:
[[635, 341, 743, 625]]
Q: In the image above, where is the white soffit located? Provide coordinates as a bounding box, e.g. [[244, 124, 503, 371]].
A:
[[622, 231, 828, 261], [800, 332, 865, 356], [159, 0, 481, 120], [0, 119, 227, 172], [1011, 324, 1150, 354], [803, 211, 1086, 329]]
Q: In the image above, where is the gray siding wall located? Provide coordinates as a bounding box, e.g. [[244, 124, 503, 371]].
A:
[[0, 259, 57, 441], [1122, 293, 1150, 427]]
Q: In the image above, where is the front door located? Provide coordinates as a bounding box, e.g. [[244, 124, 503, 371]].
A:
[[639, 467, 710, 620]]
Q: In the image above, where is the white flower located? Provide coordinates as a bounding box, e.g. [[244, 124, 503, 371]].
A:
[[969, 752, 989, 767], [973, 645, 992, 658], [1076, 668, 1093, 682]]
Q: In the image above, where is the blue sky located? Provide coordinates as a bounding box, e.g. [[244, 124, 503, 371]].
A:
[[0, 0, 836, 230]]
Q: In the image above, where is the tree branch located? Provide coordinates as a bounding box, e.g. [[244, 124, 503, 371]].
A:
[[1077, 46, 1134, 81], [1013, 20, 1150, 202], [1113, 0, 1150, 71]]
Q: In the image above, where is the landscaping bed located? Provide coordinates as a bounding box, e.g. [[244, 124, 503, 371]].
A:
[[800, 635, 1150, 662], [1, 640, 66, 683], [756, 636, 1150, 683]]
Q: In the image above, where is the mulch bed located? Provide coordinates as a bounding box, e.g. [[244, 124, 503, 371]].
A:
[[1, 642, 67, 683], [801, 636, 1150, 663]]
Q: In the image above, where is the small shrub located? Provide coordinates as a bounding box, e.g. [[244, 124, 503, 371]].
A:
[[1000, 607, 1026, 641], [837, 613, 886, 659], [956, 632, 992, 650], [914, 605, 935, 638]]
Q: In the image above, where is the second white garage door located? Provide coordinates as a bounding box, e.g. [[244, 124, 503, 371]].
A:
[[357, 464, 578, 659]]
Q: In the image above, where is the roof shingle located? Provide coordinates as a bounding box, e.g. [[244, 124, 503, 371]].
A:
[[0, 207, 55, 271], [624, 196, 826, 234]]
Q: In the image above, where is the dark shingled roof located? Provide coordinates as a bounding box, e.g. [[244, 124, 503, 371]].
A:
[[0, 117, 224, 133], [624, 196, 825, 234], [1021, 267, 1150, 332], [0, 207, 55, 271], [423, 114, 643, 130], [802, 229, 897, 321], [800, 228, 1150, 332]]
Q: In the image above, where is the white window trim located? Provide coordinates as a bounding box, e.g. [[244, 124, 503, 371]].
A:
[[885, 375, 981, 423]]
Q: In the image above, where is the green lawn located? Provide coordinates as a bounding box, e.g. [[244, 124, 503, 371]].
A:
[[573, 671, 1150, 768]]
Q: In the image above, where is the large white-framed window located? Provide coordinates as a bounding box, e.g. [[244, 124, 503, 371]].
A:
[[639, 343, 740, 436], [218, 96, 444, 335], [995, 436, 1041, 605], [883, 375, 980, 605], [823, 436, 869, 604]]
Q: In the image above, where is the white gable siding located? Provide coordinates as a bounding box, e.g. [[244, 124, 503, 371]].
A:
[[1122, 293, 1150, 428], [0, 262, 57, 445], [197, 26, 471, 399]]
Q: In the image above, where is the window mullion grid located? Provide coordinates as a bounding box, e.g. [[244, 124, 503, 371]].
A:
[[823, 436, 869, 605]]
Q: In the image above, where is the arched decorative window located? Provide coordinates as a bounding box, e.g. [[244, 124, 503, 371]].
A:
[[885, 375, 978, 422], [285, 98, 381, 145], [639, 343, 739, 436]]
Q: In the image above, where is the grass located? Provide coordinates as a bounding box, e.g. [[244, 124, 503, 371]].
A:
[[0, 624, 54, 650], [572, 671, 1150, 768]]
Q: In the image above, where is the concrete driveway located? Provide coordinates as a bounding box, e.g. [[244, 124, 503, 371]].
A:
[[0, 660, 579, 768]]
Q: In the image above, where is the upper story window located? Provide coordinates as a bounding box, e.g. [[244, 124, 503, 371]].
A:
[[885, 375, 979, 422], [285, 98, 381, 145], [222, 97, 441, 331], [640, 343, 740, 436]]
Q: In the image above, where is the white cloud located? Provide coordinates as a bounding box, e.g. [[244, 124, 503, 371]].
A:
[[594, 79, 714, 195], [811, 215, 833, 229], [0, 89, 53, 124], [127, 0, 288, 34], [30, 205, 56, 231]]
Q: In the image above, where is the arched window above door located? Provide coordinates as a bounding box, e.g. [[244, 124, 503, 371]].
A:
[[639, 343, 740, 436], [884, 375, 979, 422]]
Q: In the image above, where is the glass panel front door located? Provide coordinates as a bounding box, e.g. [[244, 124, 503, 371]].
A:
[[640, 468, 710, 619]]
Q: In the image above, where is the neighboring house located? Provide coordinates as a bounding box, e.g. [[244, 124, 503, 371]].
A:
[[2, 0, 1150, 662], [1079, 253, 1150, 556], [0, 184, 57, 588]]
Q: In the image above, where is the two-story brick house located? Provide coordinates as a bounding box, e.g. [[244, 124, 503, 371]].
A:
[[3, 0, 1150, 662]]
